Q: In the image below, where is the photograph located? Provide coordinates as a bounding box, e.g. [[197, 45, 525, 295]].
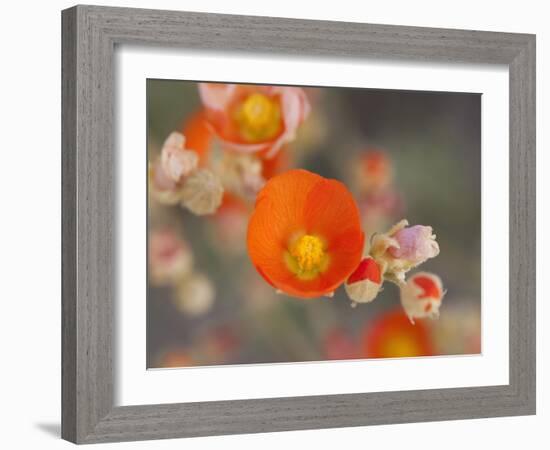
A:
[[1, 0, 541, 447], [146, 80, 482, 368]]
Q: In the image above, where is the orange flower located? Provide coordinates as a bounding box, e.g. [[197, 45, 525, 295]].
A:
[[247, 169, 364, 298], [199, 83, 310, 158], [362, 309, 434, 358]]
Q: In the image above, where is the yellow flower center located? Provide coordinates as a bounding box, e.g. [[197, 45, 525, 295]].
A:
[[380, 334, 422, 358], [234, 93, 282, 142], [285, 234, 330, 280]]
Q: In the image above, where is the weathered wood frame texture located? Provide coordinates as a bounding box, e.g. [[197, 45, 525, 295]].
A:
[[61, 5, 536, 444]]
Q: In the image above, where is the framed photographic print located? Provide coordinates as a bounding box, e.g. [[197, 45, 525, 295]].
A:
[[61, 5, 536, 444]]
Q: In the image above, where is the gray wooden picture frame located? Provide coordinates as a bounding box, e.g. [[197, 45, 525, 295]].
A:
[[61, 4, 536, 444]]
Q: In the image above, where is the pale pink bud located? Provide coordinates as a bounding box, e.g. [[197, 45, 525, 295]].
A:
[[344, 257, 383, 304], [388, 225, 440, 265], [400, 272, 444, 322], [148, 228, 193, 285], [370, 220, 440, 282], [160, 132, 199, 183]]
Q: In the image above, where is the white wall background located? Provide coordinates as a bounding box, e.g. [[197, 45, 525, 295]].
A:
[[0, 0, 546, 449]]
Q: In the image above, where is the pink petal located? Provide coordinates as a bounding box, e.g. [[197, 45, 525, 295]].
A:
[[265, 87, 310, 158], [389, 225, 439, 263], [198, 83, 236, 111], [152, 161, 177, 191]]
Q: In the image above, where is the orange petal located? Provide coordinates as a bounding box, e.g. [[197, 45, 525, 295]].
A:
[[348, 257, 382, 284], [414, 275, 442, 299], [182, 110, 212, 164], [247, 193, 297, 288], [255, 168, 322, 217], [303, 178, 362, 240], [302, 178, 364, 277], [261, 146, 291, 180]]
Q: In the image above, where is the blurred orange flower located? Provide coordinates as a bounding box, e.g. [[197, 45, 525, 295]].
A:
[[159, 350, 193, 368], [357, 149, 394, 192], [199, 83, 310, 158], [247, 169, 364, 298], [181, 110, 213, 164], [362, 309, 434, 358]]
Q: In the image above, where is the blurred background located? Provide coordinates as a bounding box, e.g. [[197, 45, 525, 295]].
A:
[[147, 80, 481, 368]]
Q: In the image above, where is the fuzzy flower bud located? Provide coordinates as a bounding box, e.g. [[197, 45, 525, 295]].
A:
[[400, 272, 445, 322], [175, 272, 215, 317], [370, 219, 440, 282], [148, 161, 181, 205], [344, 257, 383, 304], [180, 169, 224, 215], [160, 132, 199, 183], [389, 225, 440, 264]]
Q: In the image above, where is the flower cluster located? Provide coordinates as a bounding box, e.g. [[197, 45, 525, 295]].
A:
[[149, 83, 311, 218], [149, 82, 448, 329], [345, 219, 444, 322], [246, 169, 445, 322], [149, 132, 223, 215]]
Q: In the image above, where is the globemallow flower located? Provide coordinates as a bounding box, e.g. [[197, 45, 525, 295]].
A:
[[370, 219, 440, 282], [247, 169, 364, 299], [362, 309, 435, 358], [400, 272, 445, 322], [198, 83, 310, 158], [344, 257, 383, 304]]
